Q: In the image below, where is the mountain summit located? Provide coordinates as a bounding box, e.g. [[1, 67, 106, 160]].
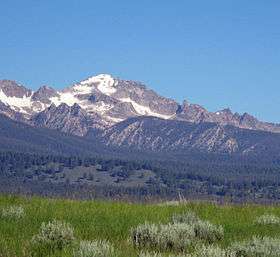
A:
[[0, 74, 279, 137]]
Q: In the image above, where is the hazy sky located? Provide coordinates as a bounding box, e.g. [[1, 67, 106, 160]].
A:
[[0, 1, 279, 122]]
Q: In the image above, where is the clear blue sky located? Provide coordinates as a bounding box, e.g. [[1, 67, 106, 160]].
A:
[[0, 1, 279, 122]]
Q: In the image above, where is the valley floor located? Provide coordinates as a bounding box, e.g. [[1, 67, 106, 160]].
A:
[[1, 195, 280, 257]]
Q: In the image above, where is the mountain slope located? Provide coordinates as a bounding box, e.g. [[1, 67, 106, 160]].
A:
[[1, 111, 280, 162], [93, 116, 280, 156], [30, 103, 106, 136], [0, 114, 103, 155], [176, 101, 280, 134]]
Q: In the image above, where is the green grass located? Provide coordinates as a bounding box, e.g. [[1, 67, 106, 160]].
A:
[[1, 195, 280, 256]]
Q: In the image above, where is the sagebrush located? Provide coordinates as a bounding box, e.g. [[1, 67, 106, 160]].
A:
[[131, 222, 195, 251], [74, 240, 115, 257], [255, 214, 280, 225], [31, 219, 75, 251], [1, 205, 25, 219], [229, 236, 280, 257]]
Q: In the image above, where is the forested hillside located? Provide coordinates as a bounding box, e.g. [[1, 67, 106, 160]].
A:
[[1, 151, 280, 202]]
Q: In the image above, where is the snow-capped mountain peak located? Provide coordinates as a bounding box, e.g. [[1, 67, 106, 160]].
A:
[[1, 75, 280, 137], [80, 74, 117, 96], [80, 73, 113, 85]]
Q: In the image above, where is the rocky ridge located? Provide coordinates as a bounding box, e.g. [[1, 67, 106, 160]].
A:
[[0, 74, 279, 138]]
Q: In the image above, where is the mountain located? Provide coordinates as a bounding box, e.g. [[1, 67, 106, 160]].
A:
[[0, 74, 280, 138], [0, 113, 105, 156], [1, 109, 280, 160], [176, 101, 280, 133], [2, 75, 280, 203], [2, 109, 280, 203], [90, 116, 280, 156], [31, 103, 106, 136]]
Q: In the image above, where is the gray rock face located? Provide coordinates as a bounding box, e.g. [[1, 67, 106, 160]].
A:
[[0, 80, 32, 98], [99, 117, 239, 153], [176, 101, 280, 133], [96, 116, 280, 155], [32, 85, 59, 104], [106, 101, 137, 120], [0, 101, 26, 122], [31, 103, 107, 136], [113, 79, 179, 116], [176, 101, 211, 123]]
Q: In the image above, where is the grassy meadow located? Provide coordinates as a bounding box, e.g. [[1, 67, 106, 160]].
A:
[[1, 195, 280, 256]]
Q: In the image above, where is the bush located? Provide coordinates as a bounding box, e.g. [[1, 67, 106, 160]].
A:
[[171, 212, 224, 243], [254, 214, 280, 225], [189, 245, 236, 257], [131, 222, 195, 251], [193, 220, 224, 243], [131, 223, 159, 249], [138, 251, 186, 257], [229, 236, 280, 257], [74, 240, 115, 257], [31, 219, 75, 251], [138, 247, 235, 257], [1, 205, 25, 219], [157, 223, 195, 251], [138, 252, 163, 257], [172, 212, 200, 224]]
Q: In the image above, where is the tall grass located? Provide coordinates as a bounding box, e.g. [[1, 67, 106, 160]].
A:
[[1, 195, 280, 256]]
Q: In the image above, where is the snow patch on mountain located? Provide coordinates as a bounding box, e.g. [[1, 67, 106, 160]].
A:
[[119, 98, 173, 119], [71, 83, 93, 95], [80, 74, 117, 96], [106, 116, 123, 123], [80, 101, 112, 115], [50, 92, 80, 107], [0, 75, 175, 122], [0, 89, 33, 114]]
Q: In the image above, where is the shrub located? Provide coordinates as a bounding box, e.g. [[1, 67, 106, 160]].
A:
[[193, 220, 224, 243], [138, 251, 186, 257], [1, 205, 25, 219], [172, 212, 200, 224], [131, 222, 195, 251], [131, 223, 159, 249], [31, 219, 75, 251], [171, 212, 224, 243], [74, 240, 115, 257], [138, 252, 163, 257], [190, 245, 236, 257], [157, 223, 195, 251], [138, 252, 188, 257], [254, 214, 280, 225], [229, 236, 280, 257]]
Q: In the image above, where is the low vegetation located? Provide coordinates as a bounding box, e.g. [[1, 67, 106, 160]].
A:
[[172, 212, 224, 243], [254, 214, 280, 225], [230, 236, 280, 256], [1, 204, 25, 219], [74, 240, 115, 257], [1, 195, 280, 256], [131, 222, 195, 251], [31, 219, 75, 252], [189, 245, 236, 257]]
